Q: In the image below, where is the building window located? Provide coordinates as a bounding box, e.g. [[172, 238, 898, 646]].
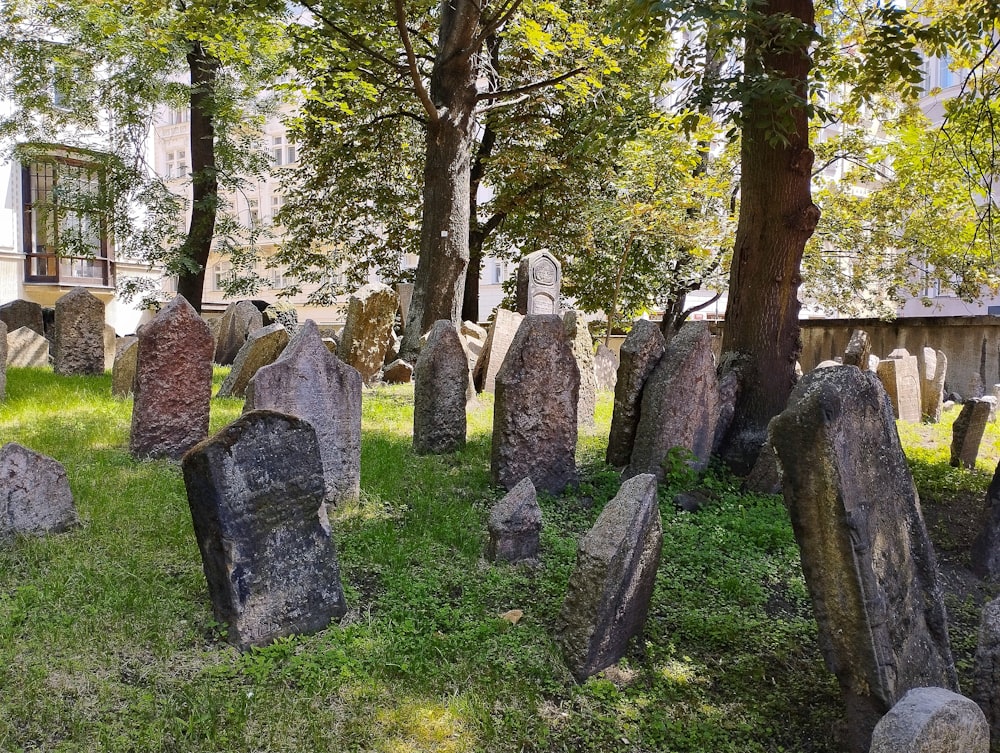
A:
[[21, 152, 113, 286], [213, 261, 234, 291], [272, 136, 284, 166], [488, 260, 505, 284], [168, 108, 190, 125], [166, 150, 187, 179], [248, 198, 260, 227]]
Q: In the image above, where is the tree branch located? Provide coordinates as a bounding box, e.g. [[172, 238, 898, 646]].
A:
[[370, 110, 427, 127], [476, 66, 586, 102], [393, 0, 439, 123], [299, 0, 403, 73], [471, 0, 524, 52]]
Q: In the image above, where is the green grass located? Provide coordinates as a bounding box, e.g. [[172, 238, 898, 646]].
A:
[[0, 368, 993, 752]]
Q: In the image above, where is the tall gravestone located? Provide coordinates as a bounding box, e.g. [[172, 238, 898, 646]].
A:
[[473, 308, 524, 393], [7, 326, 50, 368], [338, 283, 398, 384], [843, 329, 872, 368], [129, 296, 214, 459], [876, 350, 922, 423], [214, 300, 263, 366], [515, 250, 561, 315], [0, 442, 78, 539], [971, 462, 1000, 579], [594, 343, 619, 392], [0, 321, 8, 399], [950, 398, 991, 469], [217, 324, 289, 399], [245, 320, 362, 507], [919, 347, 947, 423], [53, 288, 105, 375], [491, 315, 579, 494], [413, 321, 468, 455], [606, 321, 667, 469], [182, 410, 347, 649], [111, 336, 139, 397], [770, 366, 958, 753], [564, 311, 596, 428], [0, 299, 44, 337]]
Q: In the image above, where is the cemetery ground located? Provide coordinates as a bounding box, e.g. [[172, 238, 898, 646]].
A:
[[0, 368, 997, 753]]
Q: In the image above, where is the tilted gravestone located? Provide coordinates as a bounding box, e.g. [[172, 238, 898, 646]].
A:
[[217, 324, 289, 399], [111, 336, 138, 398], [869, 687, 988, 753], [770, 366, 958, 753], [557, 473, 663, 681], [564, 311, 596, 428], [182, 410, 347, 649], [129, 296, 214, 459], [338, 283, 398, 385], [626, 322, 720, 478], [843, 329, 872, 368], [970, 461, 1000, 579], [7, 326, 49, 368], [515, 250, 561, 316], [473, 308, 524, 394], [920, 348, 947, 423], [214, 300, 263, 366], [413, 321, 467, 455], [951, 399, 992, 470], [382, 359, 413, 384], [973, 597, 1000, 744], [491, 315, 579, 494], [606, 321, 666, 469], [0, 442, 78, 539], [876, 350, 922, 423], [594, 343, 619, 392], [262, 302, 298, 336], [245, 320, 362, 507], [396, 282, 414, 331], [486, 477, 541, 564], [0, 299, 44, 337], [53, 288, 105, 375]]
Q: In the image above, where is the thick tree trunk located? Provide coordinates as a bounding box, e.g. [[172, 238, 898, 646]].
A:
[[717, 0, 820, 473], [175, 43, 219, 312], [463, 232, 483, 323]]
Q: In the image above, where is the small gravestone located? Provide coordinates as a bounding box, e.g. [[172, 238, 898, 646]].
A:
[[473, 308, 524, 393], [181, 410, 346, 649], [970, 462, 1000, 579], [382, 359, 413, 384], [491, 315, 578, 494], [217, 324, 289, 399], [564, 311, 596, 428], [53, 288, 105, 375], [129, 296, 214, 459], [245, 320, 362, 507], [877, 351, 922, 423], [7, 326, 49, 368], [950, 399, 991, 469], [515, 250, 561, 315], [558, 473, 663, 681], [262, 302, 298, 336], [920, 348, 947, 423], [869, 687, 987, 753], [486, 477, 541, 564], [214, 300, 263, 366], [985, 396, 998, 423], [0, 299, 44, 337], [973, 598, 1000, 744], [461, 321, 487, 374], [770, 366, 958, 753], [626, 323, 719, 477], [606, 321, 667, 469], [338, 283, 398, 384], [396, 283, 414, 331], [594, 343, 619, 392], [0, 443, 78, 538], [413, 321, 467, 455], [111, 336, 139, 398], [843, 329, 872, 368], [103, 325, 117, 372]]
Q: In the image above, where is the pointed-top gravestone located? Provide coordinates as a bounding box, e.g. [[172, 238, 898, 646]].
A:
[[486, 478, 541, 564], [338, 283, 398, 384], [0, 442, 78, 538], [7, 326, 49, 368], [413, 321, 468, 455], [0, 299, 44, 337], [214, 300, 263, 366], [217, 324, 289, 399], [564, 311, 596, 428], [516, 250, 561, 315], [129, 295, 214, 459], [606, 320, 666, 468], [245, 320, 362, 506], [53, 288, 105, 375]]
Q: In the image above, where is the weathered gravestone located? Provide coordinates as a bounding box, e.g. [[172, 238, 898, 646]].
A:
[[473, 308, 524, 393], [214, 300, 263, 366], [594, 343, 619, 392], [382, 359, 413, 384], [0, 321, 8, 399], [338, 283, 398, 384], [920, 348, 948, 423], [770, 366, 958, 753], [516, 250, 561, 315], [217, 324, 289, 399], [486, 477, 541, 564], [973, 597, 1000, 744], [564, 311, 596, 428], [0, 299, 44, 337], [951, 399, 992, 469], [181, 410, 347, 649], [877, 350, 922, 423], [843, 329, 872, 369], [606, 320, 666, 469], [461, 321, 487, 376], [103, 324, 117, 372], [869, 687, 988, 753], [262, 302, 298, 336], [413, 321, 467, 455], [626, 322, 720, 478], [245, 320, 362, 507], [111, 336, 138, 398], [129, 296, 214, 459], [491, 315, 578, 494], [53, 288, 105, 375], [396, 282, 414, 331], [557, 473, 663, 681], [7, 326, 49, 368], [0, 442, 78, 539], [970, 462, 1000, 580]]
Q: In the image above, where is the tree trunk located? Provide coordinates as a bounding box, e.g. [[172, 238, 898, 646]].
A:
[[464, 231, 483, 323], [717, 0, 820, 473], [175, 42, 220, 312]]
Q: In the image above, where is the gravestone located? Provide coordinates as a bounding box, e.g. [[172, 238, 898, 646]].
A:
[[382, 359, 413, 384], [103, 324, 116, 371], [182, 410, 346, 649], [515, 250, 561, 315], [262, 302, 298, 336], [338, 283, 398, 384], [594, 343, 619, 392], [217, 324, 289, 399], [950, 399, 991, 469], [460, 321, 487, 374], [214, 300, 263, 366], [0, 299, 44, 336], [970, 462, 1000, 579], [869, 688, 987, 753], [770, 366, 958, 753], [111, 336, 139, 397], [973, 598, 1000, 744], [396, 283, 414, 331], [843, 329, 872, 368], [7, 326, 50, 368], [413, 321, 467, 455], [606, 321, 667, 469], [129, 296, 214, 459], [564, 311, 596, 428], [985, 396, 998, 423], [53, 288, 105, 375], [626, 323, 719, 477], [877, 350, 922, 422], [486, 477, 541, 564], [245, 320, 362, 507], [558, 473, 663, 682], [0, 322, 8, 398], [919, 348, 947, 423], [0, 443, 78, 538], [473, 308, 524, 393], [491, 315, 578, 494]]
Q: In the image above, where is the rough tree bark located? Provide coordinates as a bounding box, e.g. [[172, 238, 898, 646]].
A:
[[716, 0, 820, 473]]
